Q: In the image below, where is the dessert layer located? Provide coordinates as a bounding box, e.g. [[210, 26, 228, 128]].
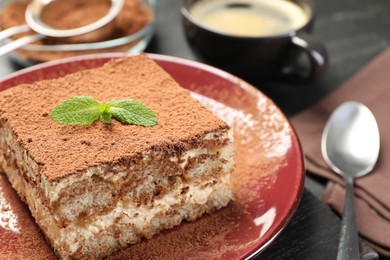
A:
[[0, 55, 229, 181], [1, 139, 233, 259], [1, 119, 233, 225]]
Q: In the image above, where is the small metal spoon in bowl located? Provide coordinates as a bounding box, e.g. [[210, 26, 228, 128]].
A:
[[321, 101, 380, 260], [0, 0, 124, 56]]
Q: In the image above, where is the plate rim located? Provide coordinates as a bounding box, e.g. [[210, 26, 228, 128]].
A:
[[0, 53, 305, 259]]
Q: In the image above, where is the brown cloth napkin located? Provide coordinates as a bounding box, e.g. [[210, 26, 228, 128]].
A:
[[291, 48, 390, 257]]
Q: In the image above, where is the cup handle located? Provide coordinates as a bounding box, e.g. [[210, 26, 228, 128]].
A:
[[280, 33, 329, 84]]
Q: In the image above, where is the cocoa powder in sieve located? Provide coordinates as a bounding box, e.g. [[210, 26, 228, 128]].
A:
[[0, 0, 153, 62], [41, 0, 111, 30]]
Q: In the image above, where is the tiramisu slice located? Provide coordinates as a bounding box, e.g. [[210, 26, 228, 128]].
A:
[[0, 55, 234, 259]]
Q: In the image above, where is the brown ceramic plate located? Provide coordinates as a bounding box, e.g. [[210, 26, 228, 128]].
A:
[[0, 53, 305, 259]]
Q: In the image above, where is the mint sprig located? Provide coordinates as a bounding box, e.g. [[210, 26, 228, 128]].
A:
[[50, 96, 158, 126]]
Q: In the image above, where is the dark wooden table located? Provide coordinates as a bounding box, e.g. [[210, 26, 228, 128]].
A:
[[1, 0, 390, 259]]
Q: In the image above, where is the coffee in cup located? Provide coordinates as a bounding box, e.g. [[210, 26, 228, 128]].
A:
[[181, 0, 328, 84], [189, 0, 308, 37]]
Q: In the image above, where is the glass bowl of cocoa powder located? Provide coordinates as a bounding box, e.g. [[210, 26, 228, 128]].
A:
[[0, 0, 155, 66]]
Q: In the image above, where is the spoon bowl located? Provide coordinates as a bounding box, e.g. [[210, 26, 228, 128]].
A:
[[322, 101, 380, 178], [321, 101, 380, 259]]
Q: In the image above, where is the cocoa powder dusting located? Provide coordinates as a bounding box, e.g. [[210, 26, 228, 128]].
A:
[[0, 174, 56, 260], [190, 92, 292, 205], [0, 55, 229, 181], [107, 202, 258, 260]]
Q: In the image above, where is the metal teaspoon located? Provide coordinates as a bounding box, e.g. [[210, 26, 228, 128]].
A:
[[321, 101, 380, 260]]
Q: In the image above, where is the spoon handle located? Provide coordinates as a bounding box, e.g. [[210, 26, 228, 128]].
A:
[[0, 24, 30, 42], [0, 34, 45, 57], [337, 177, 360, 260]]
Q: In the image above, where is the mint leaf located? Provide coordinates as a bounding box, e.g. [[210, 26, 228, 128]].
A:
[[108, 99, 158, 126], [50, 96, 158, 126], [50, 96, 101, 125]]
